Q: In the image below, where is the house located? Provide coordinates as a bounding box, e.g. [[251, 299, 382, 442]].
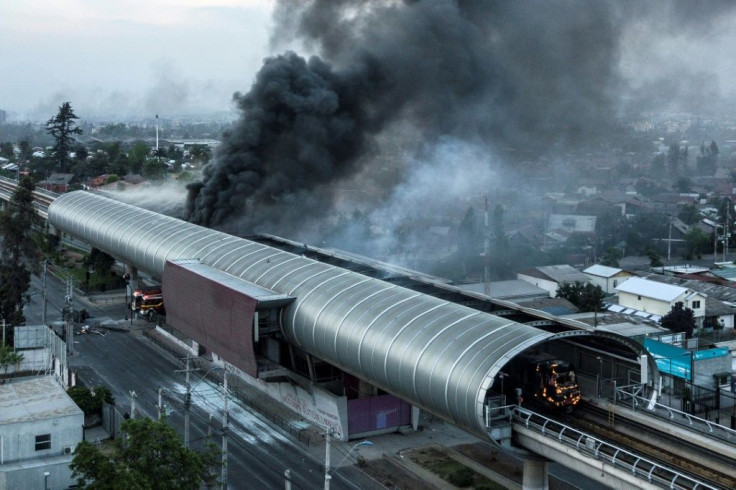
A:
[[0, 376, 84, 490], [38, 173, 75, 193], [615, 277, 706, 326], [641, 273, 736, 331], [457, 280, 549, 302], [547, 214, 597, 237], [583, 264, 635, 293], [517, 264, 591, 298]]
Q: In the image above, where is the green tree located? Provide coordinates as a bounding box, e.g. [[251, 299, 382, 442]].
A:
[[189, 144, 212, 165], [70, 417, 219, 489], [646, 247, 663, 267], [600, 247, 622, 267], [660, 301, 696, 338], [674, 177, 693, 193], [67, 386, 115, 415], [45, 102, 82, 172], [18, 140, 31, 162], [0, 142, 13, 160], [84, 248, 115, 275], [142, 158, 169, 180], [0, 176, 42, 334], [0, 344, 24, 377], [684, 227, 709, 260], [556, 281, 605, 312], [677, 204, 700, 226]]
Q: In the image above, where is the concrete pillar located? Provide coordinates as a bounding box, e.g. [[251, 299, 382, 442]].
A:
[[522, 459, 548, 490], [411, 406, 420, 431]]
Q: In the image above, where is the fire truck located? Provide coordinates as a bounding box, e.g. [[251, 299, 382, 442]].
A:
[[131, 286, 165, 319]]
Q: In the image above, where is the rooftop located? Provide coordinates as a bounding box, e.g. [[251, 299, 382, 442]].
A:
[[616, 276, 699, 302], [0, 376, 83, 425], [583, 264, 623, 278], [520, 264, 590, 285]]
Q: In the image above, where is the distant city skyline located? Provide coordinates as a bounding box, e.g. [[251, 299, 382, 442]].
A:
[[0, 0, 274, 120]]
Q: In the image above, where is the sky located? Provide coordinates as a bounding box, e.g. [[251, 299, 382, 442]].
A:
[[0, 0, 275, 120]]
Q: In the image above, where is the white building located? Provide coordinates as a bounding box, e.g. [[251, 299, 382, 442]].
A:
[[517, 264, 591, 298], [615, 277, 706, 326], [0, 376, 84, 490], [583, 264, 635, 293]]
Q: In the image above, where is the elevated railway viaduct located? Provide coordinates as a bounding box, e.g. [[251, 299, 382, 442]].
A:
[[6, 178, 725, 488]]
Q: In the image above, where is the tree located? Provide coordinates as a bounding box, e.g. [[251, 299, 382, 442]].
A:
[[646, 247, 663, 267], [84, 248, 116, 275], [70, 417, 219, 489], [189, 144, 212, 165], [660, 301, 696, 338], [556, 281, 605, 312], [0, 344, 24, 377], [45, 102, 82, 172], [600, 247, 622, 267], [0, 142, 13, 160], [67, 386, 115, 416], [0, 176, 42, 334], [684, 227, 709, 260]]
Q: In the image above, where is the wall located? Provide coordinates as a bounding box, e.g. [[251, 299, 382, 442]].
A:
[[0, 412, 82, 463], [618, 292, 671, 316], [517, 273, 559, 298], [229, 365, 349, 441]]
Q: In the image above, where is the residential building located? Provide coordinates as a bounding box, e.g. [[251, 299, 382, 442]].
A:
[[457, 280, 549, 302], [0, 376, 84, 490], [615, 277, 706, 326], [583, 264, 635, 293], [517, 265, 591, 298], [641, 273, 736, 331], [38, 173, 75, 193]]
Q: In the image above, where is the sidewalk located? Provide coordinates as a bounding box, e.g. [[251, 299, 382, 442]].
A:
[[140, 326, 577, 490]]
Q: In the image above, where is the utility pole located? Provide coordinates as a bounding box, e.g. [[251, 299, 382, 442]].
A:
[[175, 356, 198, 447], [483, 196, 490, 296], [130, 390, 137, 419], [725, 199, 730, 262], [42, 260, 48, 326], [667, 217, 672, 262], [156, 387, 164, 420], [221, 369, 229, 490], [324, 429, 332, 490]]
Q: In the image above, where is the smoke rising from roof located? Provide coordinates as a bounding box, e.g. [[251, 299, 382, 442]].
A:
[[186, 0, 736, 239]]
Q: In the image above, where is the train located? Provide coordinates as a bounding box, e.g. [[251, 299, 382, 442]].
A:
[[505, 351, 581, 410]]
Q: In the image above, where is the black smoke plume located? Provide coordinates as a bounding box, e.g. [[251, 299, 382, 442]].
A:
[[187, 0, 736, 233]]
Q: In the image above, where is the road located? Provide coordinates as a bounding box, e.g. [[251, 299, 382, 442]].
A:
[[24, 272, 356, 490]]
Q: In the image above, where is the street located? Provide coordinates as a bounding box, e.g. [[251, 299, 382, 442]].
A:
[[24, 272, 356, 489]]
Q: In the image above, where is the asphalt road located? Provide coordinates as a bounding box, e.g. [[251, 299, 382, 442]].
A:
[[24, 272, 356, 490]]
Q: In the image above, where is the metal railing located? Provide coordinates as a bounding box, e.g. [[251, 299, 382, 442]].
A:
[[615, 383, 736, 445], [511, 406, 718, 490]]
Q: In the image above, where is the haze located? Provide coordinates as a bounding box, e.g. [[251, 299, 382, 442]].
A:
[[0, 0, 274, 120]]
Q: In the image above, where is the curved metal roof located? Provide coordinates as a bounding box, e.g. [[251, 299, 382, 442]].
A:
[[48, 191, 555, 436]]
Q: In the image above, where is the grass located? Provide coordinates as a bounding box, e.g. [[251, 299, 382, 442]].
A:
[[413, 448, 506, 489]]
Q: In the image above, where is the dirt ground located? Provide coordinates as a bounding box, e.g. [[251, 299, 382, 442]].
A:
[[359, 442, 578, 490]]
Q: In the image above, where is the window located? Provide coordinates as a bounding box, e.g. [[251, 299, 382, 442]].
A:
[[35, 434, 51, 451], [692, 300, 701, 309], [637, 295, 641, 300]]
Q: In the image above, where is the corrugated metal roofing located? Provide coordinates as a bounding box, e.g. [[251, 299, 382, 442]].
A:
[[48, 191, 556, 438], [616, 277, 690, 302], [583, 264, 622, 278]]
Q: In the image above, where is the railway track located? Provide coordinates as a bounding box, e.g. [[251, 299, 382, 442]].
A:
[[0, 176, 59, 211], [559, 403, 736, 489]]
